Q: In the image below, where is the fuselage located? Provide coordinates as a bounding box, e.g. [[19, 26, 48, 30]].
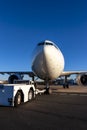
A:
[[32, 40, 64, 80]]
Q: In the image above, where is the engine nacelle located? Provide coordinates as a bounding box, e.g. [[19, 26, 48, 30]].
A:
[[76, 73, 87, 86], [8, 74, 23, 84]]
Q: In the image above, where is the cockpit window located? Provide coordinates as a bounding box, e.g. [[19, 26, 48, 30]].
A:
[[38, 42, 44, 46], [38, 42, 53, 46], [38, 41, 59, 50], [45, 42, 53, 45]]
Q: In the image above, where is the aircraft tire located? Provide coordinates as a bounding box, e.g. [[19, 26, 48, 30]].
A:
[[44, 88, 52, 94], [67, 84, 69, 88]]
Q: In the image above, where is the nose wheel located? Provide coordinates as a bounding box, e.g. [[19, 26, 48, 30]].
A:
[[44, 81, 52, 94], [45, 87, 52, 94]]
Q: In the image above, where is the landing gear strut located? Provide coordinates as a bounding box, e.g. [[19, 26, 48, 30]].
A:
[[44, 82, 52, 94], [63, 75, 69, 88]]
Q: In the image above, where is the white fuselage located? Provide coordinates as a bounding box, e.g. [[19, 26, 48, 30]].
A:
[[32, 40, 64, 80]]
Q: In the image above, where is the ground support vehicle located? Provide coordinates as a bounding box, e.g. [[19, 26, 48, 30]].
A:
[[0, 83, 35, 107]]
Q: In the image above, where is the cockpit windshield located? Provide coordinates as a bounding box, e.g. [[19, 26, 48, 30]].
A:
[[38, 42, 53, 46], [37, 40, 59, 50], [38, 42, 44, 46], [45, 42, 53, 45]]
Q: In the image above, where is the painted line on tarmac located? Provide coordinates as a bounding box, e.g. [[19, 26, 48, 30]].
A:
[[79, 94, 87, 97], [59, 93, 67, 95], [69, 93, 78, 96], [59, 93, 79, 96], [53, 92, 87, 97]]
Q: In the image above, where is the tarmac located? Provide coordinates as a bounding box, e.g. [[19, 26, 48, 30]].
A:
[[0, 85, 87, 130], [51, 85, 87, 94]]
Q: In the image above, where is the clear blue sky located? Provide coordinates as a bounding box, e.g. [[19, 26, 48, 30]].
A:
[[0, 0, 87, 74]]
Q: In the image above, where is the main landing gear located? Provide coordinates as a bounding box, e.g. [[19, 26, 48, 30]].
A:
[[63, 75, 69, 89], [44, 82, 52, 94], [63, 83, 69, 88]]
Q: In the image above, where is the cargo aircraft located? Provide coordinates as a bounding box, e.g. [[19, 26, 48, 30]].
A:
[[0, 40, 87, 94]]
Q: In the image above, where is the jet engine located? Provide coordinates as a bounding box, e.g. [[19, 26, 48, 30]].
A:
[[8, 74, 23, 84], [76, 73, 87, 86]]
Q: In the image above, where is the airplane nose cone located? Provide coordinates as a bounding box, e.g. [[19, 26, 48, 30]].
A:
[[43, 45, 64, 79], [32, 40, 65, 80]]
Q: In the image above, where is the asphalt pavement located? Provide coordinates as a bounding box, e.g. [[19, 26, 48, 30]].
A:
[[0, 89, 87, 130]]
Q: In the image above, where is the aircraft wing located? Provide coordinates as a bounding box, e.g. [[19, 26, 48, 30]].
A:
[[61, 71, 87, 76], [0, 71, 87, 77], [0, 71, 35, 77]]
